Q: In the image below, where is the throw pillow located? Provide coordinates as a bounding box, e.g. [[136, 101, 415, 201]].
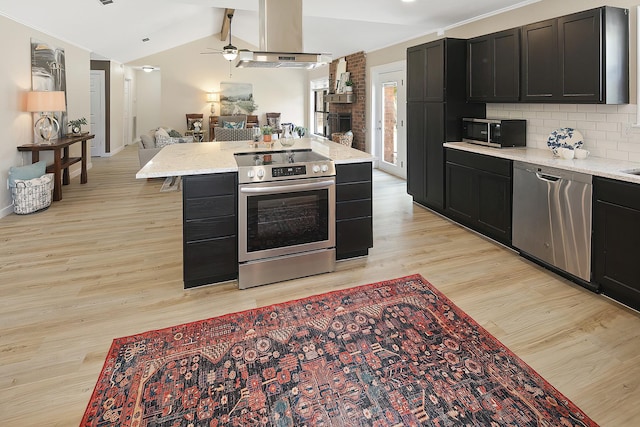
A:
[[155, 134, 174, 148], [156, 127, 170, 138], [9, 161, 47, 186], [168, 129, 182, 137], [140, 134, 154, 149], [223, 121, 245, 129]]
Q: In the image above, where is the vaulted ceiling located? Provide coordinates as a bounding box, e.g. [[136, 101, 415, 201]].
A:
[[0, 0, 540, 64]]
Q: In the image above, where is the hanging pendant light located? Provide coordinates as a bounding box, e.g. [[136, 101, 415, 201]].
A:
[[222, 13, 238, 61]]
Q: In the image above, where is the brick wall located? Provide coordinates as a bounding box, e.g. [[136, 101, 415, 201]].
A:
[[329, 52, 366, 151]]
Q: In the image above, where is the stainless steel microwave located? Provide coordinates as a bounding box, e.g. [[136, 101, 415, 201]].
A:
[[462, 118, 526, 148]]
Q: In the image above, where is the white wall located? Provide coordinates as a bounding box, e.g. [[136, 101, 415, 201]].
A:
[[0, 14, 91, 217], [128, 35, 308, 136]]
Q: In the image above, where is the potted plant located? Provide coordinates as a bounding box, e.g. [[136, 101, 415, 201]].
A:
[[294, 126, 307, 138], [261, 125, 274, 143], [344, 80, 354, 92], [68, 117, 87, 134]]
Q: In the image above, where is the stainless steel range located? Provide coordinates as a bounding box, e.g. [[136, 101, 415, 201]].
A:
[[235, 149, 336, 289]]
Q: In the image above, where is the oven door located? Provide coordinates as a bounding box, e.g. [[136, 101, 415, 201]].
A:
[[238, 177, 336, 262]]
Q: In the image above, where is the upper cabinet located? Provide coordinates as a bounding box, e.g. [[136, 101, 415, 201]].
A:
[[467, 28, 520, 102], [521, 6, 629, 104], [407, 40, 447, 102]]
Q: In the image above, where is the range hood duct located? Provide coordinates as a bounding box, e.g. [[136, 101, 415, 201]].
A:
[[236, 0, 331, 69]]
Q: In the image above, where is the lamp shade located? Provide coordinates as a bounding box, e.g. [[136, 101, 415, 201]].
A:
[[206, 92, 219, 102], [26, 91, 66, 112]]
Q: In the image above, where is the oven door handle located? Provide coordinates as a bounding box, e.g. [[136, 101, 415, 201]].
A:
[[240, 179, 335, 194]]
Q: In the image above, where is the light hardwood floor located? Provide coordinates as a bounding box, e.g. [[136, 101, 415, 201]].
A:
[[1, 144, 639, 426]]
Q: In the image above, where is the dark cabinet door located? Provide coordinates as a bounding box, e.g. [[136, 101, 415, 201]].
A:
[[468, 29, 520, 102], [476, 172, 512, 242], [521, 19, 558, 102], [558, 9, 601, 101], [445, 149, 512, 245], [424, 103, 445, 210], [406, 102, 426, 200], [424, 40, 445, 102], [407, 46, 426, 102], [593, 177, 640, 311]]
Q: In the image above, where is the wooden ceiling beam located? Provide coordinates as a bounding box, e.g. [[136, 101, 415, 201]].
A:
[[220, 8, 235, 42]]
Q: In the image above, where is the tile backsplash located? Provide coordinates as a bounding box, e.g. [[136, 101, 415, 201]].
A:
[[487, 103, 640, 162]]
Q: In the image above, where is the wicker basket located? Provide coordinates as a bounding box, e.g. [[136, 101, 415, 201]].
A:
[[331, 132, 353, 147], [10, 173, 54, 214]]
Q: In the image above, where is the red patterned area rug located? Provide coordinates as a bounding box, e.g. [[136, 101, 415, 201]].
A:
[[82, 274, 598, 426]]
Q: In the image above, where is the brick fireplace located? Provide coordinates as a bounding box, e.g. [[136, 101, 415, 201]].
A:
[[329, 51, 366, 151]]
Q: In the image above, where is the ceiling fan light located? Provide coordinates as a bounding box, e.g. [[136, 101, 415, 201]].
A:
[[222, 45, 238, 61]]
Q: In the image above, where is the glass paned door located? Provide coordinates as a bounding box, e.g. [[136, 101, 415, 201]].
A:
[[374, 67, 406, 178]]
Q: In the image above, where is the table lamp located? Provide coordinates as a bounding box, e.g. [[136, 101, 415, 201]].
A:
[[207, 92, 219, 114], [26, 91, 66, 144]]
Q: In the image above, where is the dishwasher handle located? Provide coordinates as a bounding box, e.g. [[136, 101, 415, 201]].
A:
[[535, 172, 562, 183]]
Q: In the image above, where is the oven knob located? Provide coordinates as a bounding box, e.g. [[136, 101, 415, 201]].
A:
[[321, 164, 329, 172], [247, 170, 256, 178], [312, 165, 321, 173], [257, 169, 265, 178]]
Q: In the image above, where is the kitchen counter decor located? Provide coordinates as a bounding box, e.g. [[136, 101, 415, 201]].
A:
[[547, 127, 583, 156]]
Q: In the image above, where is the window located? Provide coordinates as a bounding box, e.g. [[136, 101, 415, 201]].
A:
[[313, 89, 329, 137]]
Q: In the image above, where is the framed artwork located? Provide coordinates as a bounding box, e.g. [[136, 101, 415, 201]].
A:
[[337, 72, 350, 94], [31, 38, 67, 138], [220, 82, 258, 115]]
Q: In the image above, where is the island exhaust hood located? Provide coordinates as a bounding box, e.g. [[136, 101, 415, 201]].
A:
[[236, 0, 331, 69]]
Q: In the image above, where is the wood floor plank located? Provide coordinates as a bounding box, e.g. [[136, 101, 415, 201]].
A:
[[0, 144, 639, 426]]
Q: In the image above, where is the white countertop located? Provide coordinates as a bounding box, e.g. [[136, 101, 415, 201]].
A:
[[444, 142, 640, 185], [136, 137, 375, 179]]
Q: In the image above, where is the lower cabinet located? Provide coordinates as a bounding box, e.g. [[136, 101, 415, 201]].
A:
[[182, 173, 238, 288], [336, 163, 373, 260], [445, 149, 512, 245], [593, 177, 640, 311]]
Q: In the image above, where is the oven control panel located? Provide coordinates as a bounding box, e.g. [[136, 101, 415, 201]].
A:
[[272, 165, 306, 178]]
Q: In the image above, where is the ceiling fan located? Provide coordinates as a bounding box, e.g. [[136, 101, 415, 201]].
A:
[[202, 10, 239, 61]]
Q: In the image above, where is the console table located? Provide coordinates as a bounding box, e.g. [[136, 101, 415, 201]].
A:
[[17, 134, 94, 201]]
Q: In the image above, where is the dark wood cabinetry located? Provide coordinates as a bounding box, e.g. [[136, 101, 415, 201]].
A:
[[593, 177, 640, 311], [445, 149, 512, 244], [182, 173, 238, 288], [467, 28, 520, 102], [335, 163, 373, 260], [407, 38, 485, 211], [521, 6, 628, 103]]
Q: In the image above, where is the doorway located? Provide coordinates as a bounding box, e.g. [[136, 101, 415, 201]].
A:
[[372, 63, 406, 179], [90, 70, 106, 157]]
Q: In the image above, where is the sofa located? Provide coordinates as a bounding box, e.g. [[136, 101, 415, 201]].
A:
[[138, 127, 193, 167]]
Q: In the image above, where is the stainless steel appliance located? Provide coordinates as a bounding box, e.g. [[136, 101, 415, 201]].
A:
[[235, 149, 336, 289], [512, 161, 593, 284], [462, 118, 527, 148]]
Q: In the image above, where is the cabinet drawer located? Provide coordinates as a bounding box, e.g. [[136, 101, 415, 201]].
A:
[[446, 149, 511, 177], [336, 182, 372, 202], [336, 163, 372, 184], [336, 199, 372, 220], [336, 217, 373, 255], [183, 173, 236, 198], [185, 216, 236, 241], [594, 177, 640, 210], [183, 236, 238, 284], [184, 194, 235, 220]]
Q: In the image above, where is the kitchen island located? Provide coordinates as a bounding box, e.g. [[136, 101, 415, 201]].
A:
[[137, 137, 375, 289]]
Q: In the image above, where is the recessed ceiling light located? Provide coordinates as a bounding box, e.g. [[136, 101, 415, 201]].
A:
[[142, 38, 150, 43], [402, 0, 416, 2]]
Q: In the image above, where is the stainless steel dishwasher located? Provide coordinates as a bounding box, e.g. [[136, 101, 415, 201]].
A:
[[512, 161, 593, 283]]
